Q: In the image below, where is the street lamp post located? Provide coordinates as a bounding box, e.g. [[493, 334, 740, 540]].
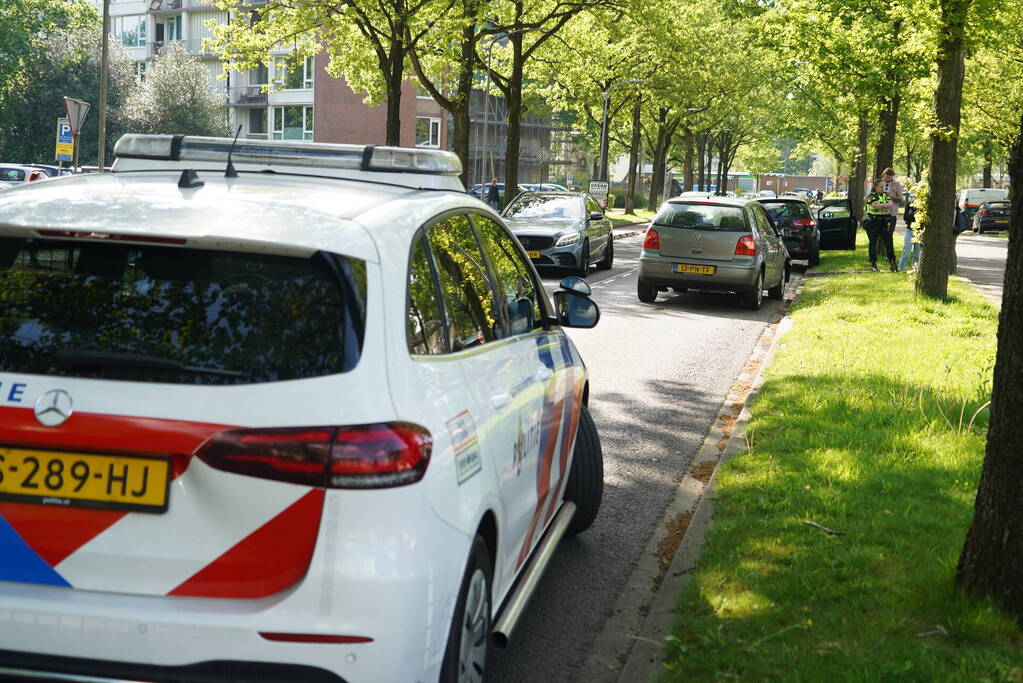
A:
[[598, 79, 646, 182], [97, 0, 111, 170]]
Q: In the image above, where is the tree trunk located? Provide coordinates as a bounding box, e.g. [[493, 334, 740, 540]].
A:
[[502, 33, 524, 209], [873, 92, 901, 178], [916, 4, 968, 300], [625, 96, 641, 214], [384, 39, 405, 146], [955, 109, 1023, 627], [983, 138, 993, 188], [647, 110, 669, 211], [696, 133, 706, 191], [705, 134, 715, 191], [683, 128, 694, 193], [848, 114, 869, 224]]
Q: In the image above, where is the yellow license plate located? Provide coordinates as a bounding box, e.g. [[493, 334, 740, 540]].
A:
[[0, 448, 171, 513], [526, 250, 541, 259], [673, 263, 716, 275]]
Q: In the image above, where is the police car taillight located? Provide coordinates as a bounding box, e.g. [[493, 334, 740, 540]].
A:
[[196, 423, 432, 489]]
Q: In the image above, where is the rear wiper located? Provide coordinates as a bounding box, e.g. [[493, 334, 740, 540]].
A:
[[55, 350, 245, 378]]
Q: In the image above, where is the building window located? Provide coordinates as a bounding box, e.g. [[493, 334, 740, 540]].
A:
[[248, 63, 268, 86], [272, 106, 313, 140], [416, 117, 441, 148], [112, 15, 147, 47], [248, 108, 268, 138], [133, 61, 147, 81], [272, 56, 313, 90]]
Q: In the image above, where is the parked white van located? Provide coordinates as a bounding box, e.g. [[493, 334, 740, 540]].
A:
[[958, 188, 1008, 218]]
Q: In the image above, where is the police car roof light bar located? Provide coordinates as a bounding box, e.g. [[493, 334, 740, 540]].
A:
[[113, 134, 462, 176]]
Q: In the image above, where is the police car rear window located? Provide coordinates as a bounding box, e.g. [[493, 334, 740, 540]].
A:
[[0, 238, 366, 385]]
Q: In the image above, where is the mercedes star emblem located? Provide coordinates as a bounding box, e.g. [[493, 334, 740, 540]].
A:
[[34, 389, 74, 427]]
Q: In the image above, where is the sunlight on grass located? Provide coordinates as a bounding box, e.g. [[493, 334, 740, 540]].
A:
[[609, 210, 654, 228], [663, 274, 1022, 681]]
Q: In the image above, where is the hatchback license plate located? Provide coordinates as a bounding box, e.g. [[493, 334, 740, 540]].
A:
[[673, 263, 716, 275], [0, 448, 171, 513], [526, 250, 541, 259]]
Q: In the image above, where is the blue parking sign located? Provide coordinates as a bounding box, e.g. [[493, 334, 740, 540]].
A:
[[55, 117, 73, 162]]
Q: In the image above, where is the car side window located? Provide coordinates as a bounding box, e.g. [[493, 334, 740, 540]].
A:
[[406, 233, 448, 355], [752, 205, 774, 235], [585, 197, 602, 216], [471, 214, 545, 337], [427, 214, 500, 351]]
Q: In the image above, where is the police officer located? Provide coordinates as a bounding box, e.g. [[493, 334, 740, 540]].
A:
[[865, 179, 895, 272]]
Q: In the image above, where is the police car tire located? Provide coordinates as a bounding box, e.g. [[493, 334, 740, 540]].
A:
[[564, 405, 603, 536], [440, 535, 493, 683]]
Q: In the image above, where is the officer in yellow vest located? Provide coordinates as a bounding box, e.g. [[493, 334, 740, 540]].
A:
[[865, 179, 895, 272]]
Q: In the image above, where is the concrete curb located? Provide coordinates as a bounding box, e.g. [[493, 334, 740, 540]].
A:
[[573, 274, 802, 683]]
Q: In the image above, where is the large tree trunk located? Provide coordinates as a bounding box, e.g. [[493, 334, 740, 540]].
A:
[[848, 114, 869, 224], [916, 6, 968, 300], [384, 40, 405, 146], [502, 33, 525, 209], [955, 110, 1023, 627], [625, 96, 641, 214], [683, 128, 694, 193]]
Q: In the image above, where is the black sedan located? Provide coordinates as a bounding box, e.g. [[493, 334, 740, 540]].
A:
[[972, 201, 1012, 233], [754, 197, 822, 266]]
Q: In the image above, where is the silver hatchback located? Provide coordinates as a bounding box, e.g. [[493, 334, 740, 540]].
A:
[[637, 198, 789, 309]]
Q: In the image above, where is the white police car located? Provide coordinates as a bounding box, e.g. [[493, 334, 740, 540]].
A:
[[0, 135, 603, 682]]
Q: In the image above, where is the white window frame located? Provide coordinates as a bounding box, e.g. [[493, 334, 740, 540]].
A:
[[272, 55, 313, 90], [271, 105, 313, 141], [112, 15, 147, 48], [416, 116, 441, 148]]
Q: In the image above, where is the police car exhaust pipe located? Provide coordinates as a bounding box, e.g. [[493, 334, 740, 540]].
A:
[[491, 502, 576, 649]]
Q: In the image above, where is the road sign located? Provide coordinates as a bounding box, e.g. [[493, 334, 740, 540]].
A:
[[55, 117, 73, 162], [63, 97, 91, 135], [588, 180, 609, 208]]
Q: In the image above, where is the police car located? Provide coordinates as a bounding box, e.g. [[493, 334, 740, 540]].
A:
[[0, 135, 604, 682]]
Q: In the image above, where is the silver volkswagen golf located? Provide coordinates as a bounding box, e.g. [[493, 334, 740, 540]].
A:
[[637, 197, 789, 309]]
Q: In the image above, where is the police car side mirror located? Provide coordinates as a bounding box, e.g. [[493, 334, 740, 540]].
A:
[[552, 290, 599, 329], [559, 276, 591, 296]]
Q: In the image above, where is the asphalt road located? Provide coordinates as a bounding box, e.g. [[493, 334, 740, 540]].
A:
[[487, 234, 789, 682], [953, 231, 1007, 305]]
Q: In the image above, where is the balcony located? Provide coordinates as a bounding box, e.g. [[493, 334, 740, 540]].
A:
[[149, 39, 214, 58], [227, 86, 269, 106]]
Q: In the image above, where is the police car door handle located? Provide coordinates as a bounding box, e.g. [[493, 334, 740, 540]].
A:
[[491, 392, 513, 409], [534, 366, 553, 382]]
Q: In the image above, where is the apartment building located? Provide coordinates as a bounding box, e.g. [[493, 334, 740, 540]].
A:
[[90, 0, 447, 148]]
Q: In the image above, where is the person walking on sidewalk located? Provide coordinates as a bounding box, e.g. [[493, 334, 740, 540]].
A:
[[865, 179, 895, 272], [486, 178, 501, 211], [898, 194, 920, 271]]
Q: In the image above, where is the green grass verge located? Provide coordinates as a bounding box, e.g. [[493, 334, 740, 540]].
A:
[[609, 210, 655, 228], [662, 274, 1023, 681]]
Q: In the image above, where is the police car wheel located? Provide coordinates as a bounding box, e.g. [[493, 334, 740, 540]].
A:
[[440, 535, 492, 683], [563, 405, 603, 536]]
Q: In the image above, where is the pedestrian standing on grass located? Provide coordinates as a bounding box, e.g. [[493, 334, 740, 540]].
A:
[[865, 179, 895, 272], [898, 195, 920, 272], [878, 168, 904, 264], [486, 178, 501, 211]]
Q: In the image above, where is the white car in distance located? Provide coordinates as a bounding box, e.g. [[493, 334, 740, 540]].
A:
[[0, 135, 604, 683]]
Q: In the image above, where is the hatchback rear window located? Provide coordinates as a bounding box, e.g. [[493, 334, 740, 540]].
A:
[[759, 201, 812, 221], [0, 238, 366, 384], [653, 203, 748, 231]]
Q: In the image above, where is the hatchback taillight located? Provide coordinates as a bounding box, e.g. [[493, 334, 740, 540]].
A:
[[196, 423, 432, 488], [735, 235, 757, 256], [643, 228, 660, 250]]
